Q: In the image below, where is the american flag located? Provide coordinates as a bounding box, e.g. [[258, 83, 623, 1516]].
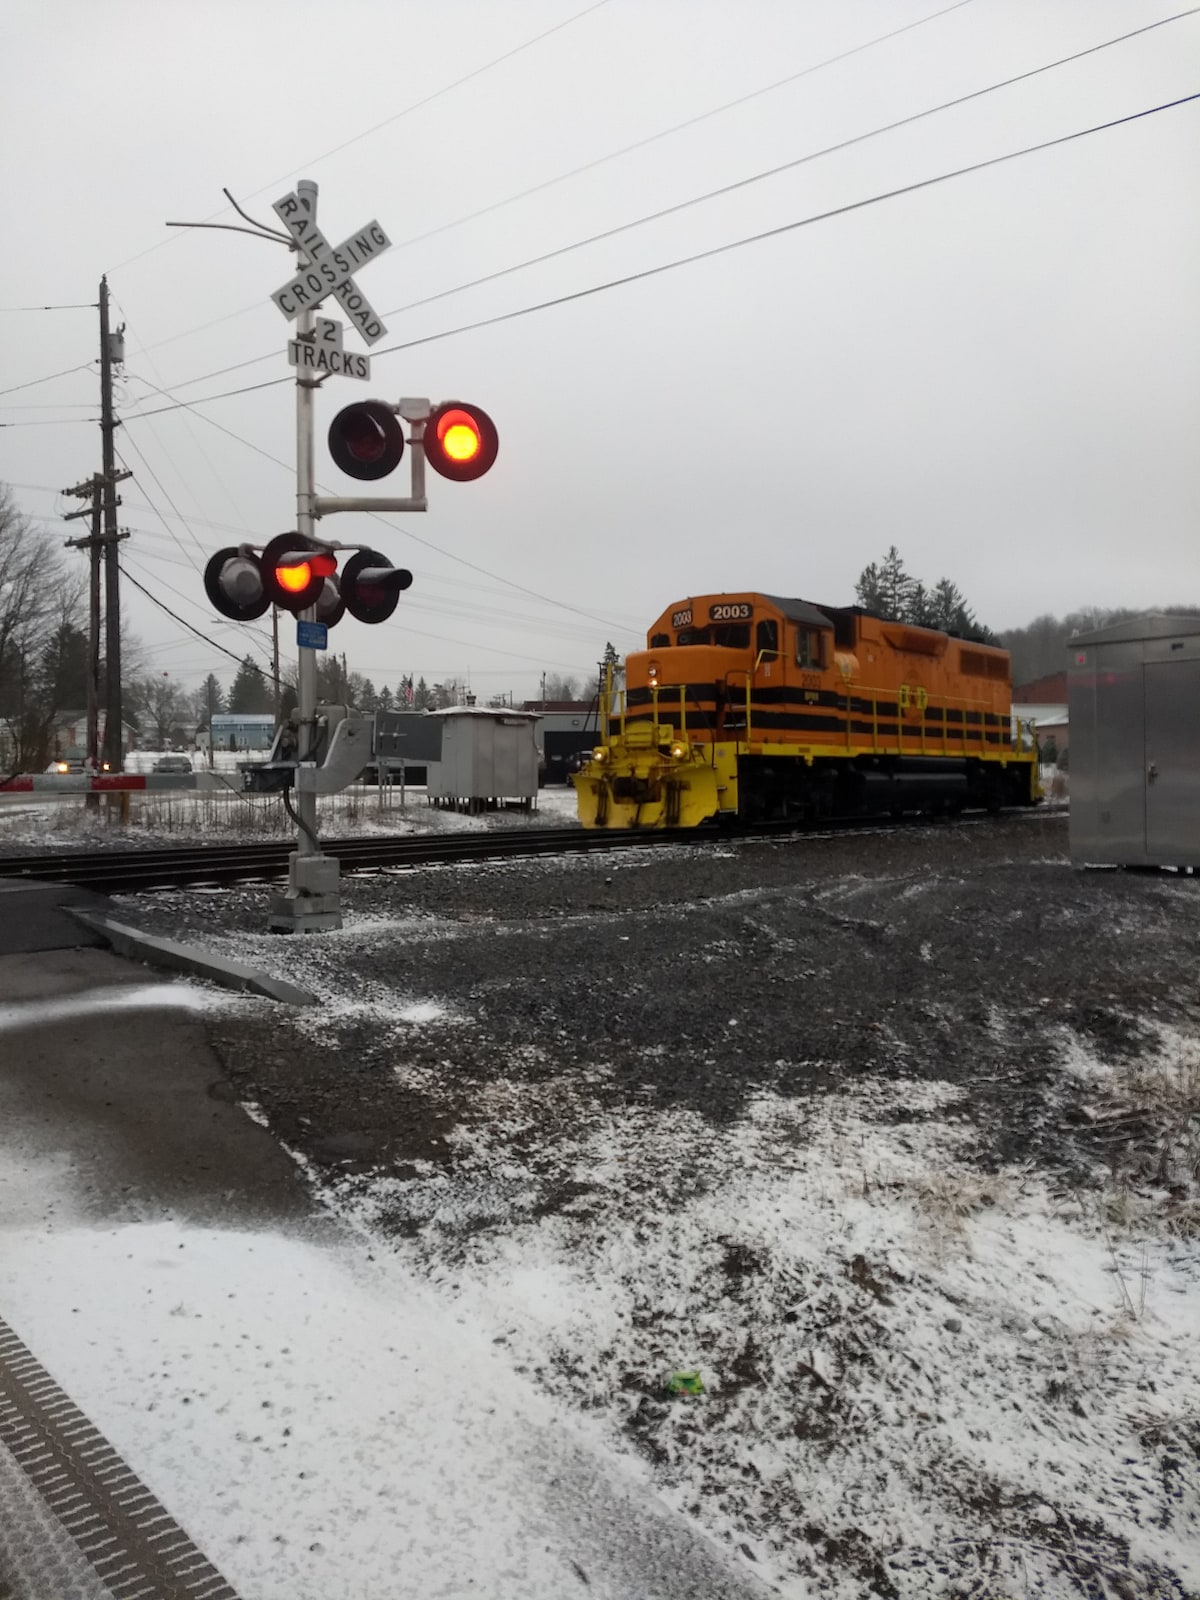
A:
[[402, 676, 414, 706]]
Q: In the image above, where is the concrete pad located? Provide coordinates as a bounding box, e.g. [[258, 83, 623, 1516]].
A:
[[69, 909, 316, 1006], [0, 879, 112, 955], [0, 947, 316, 1229]]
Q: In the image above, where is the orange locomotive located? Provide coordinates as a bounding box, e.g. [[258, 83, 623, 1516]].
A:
[[573, 592, 1040, 829]]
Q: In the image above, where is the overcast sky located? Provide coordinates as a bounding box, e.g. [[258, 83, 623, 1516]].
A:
[[2, 0, 1197, 703]]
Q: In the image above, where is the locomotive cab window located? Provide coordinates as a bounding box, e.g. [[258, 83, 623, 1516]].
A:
[[650, 632, 670, 649], [678, 624, 751, 648], [713, 624, 750, 648], [756, 619, 779, 659], [795, 628, 825, 668]]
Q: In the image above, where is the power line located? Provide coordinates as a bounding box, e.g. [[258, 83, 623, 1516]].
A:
[[115, 298, 270, 550], [380, 6, 1200, 324], [0, 362, 95, 399], [104, 0, 614, 276], [120, 376, 288, 419], [0, 303, 97, 312], [118, 88, 1199, 403], [114, 439, 208, 571], [389, 0, 979, 257], [0, 416, 100, 428], [122, 8, 1199, 406], [243, 0, 614, 202], [129, 0, 972, 362], [362, 90, 1200, 362], [118, 564, 262, 669]]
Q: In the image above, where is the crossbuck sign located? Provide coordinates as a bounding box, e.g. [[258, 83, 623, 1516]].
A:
[[271, 190, 390, 347]]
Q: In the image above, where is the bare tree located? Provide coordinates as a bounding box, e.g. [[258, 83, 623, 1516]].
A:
[[125, 674, 186, 749], [0, 488, 86, 771], [543, 673, 581, 701]]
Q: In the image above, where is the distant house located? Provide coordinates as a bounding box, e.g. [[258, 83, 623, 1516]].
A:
[[50, 711, 137, 759], [207, 712, 277, 752], [1013, 672, 1068, 756]]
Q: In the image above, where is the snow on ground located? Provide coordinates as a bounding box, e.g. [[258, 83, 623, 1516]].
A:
[[0, 1094, 765, 1600], [103, 928, 1197, 1595], [0, 782, 581, 849], [313, 1058, 1200, 1598]]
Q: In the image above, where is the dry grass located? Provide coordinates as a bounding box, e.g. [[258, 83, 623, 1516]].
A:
[[26, 785, 405, 840]]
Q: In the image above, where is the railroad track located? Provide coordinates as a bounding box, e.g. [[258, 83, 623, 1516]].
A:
[[0, 825, 700, 894], [0, 806, 1043, 897]]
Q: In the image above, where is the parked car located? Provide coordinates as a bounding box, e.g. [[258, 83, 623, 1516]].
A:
[[43, 757, 111, 775], [153, 755, 193, 774]]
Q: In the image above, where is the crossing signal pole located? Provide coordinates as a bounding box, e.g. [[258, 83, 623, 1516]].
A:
[[178, 177, 499, 932]]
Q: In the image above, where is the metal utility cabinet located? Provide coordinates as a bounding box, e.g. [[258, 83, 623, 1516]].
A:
[[1068, 614, 1200, 868], [426, 707, 540, 811]]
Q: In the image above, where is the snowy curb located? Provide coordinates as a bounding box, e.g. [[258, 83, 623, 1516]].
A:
[[68, 909, 316, 1006]]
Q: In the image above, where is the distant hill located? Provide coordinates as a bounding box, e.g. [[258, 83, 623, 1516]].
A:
[[998, 607, 1200, 684]]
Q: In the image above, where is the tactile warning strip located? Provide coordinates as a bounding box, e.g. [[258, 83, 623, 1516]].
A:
[[0, 1314, 242, 1600]]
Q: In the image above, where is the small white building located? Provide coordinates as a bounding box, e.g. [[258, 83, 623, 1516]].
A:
[[426, 707, 540, 813]]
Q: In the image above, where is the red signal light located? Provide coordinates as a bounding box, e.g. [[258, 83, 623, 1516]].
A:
[[275, 561, 313, 595], [261, 533, 337, 613], [424, 401, 498, 482]]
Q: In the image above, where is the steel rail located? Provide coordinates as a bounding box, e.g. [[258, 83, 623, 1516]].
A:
[[0, 825, 700, 893]]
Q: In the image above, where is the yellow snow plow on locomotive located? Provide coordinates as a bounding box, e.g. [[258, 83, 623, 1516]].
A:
[[572, 593, 1041, 830]]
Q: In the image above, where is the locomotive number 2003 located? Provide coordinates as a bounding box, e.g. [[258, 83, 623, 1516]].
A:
[[671, 608, 693, 629], [709, 602, 752, 621]]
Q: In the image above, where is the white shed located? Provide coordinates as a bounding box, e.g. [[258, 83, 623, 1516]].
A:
[[425, 707, 540, 812]]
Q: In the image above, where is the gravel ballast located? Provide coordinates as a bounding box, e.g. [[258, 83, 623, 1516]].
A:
[[118, 810, 1200, 1598]]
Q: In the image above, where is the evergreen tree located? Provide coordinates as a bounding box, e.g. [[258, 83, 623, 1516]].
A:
[[855, 545, 914, 618], [377, 684, 395, 713], [412, 676, 434, 711], [193, 673, 224, 728], [316, 656, 349, 703], [39, 622, 89, 710], [227, 655, 273, 714], [854, 550, 995, 642]]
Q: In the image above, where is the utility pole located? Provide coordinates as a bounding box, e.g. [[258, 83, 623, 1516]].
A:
[[63, 475, 103, 771], [98, 277, 126, 772]]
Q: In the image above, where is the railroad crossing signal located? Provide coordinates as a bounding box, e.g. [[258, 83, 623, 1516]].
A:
[[289, 316, 370, 382], [340, 549, 413, 625], [327, 399, 499, 483], [328, 400, 404, 479], [424, 401, 499, 482], [204, 536, 409, 628], [204, 547, 270, 621], [271, 191, 391, 346]]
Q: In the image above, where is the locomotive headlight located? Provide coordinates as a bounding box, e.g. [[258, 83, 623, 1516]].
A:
[[592, 746, 608, 763], [648, 660, 660, 687], [669, 742, 687, 760]]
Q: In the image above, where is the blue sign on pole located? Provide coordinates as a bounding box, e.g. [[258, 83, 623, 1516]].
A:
[[296, 620, 329, 651]]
